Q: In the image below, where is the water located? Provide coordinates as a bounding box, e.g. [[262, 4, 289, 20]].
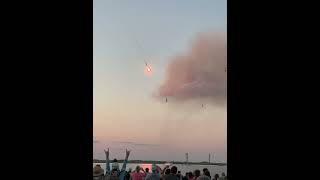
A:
[[93, 163, 227, 176]]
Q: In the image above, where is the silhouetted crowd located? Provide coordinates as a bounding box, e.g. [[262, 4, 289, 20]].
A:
[[93, 149, 226, 180]]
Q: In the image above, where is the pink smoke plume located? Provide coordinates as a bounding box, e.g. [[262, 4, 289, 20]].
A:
[[154, 31, 227, 105]]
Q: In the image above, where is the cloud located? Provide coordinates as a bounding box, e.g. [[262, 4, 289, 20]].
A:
[[153, 31, 227, 105]]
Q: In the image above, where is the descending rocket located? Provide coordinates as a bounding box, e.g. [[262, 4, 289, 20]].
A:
[[145, 62, 152, 72]]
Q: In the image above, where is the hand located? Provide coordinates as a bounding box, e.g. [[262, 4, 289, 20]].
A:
[[104, 148, 109, 157], [126, 148, 131, 157], [156, 166, 161, 171]]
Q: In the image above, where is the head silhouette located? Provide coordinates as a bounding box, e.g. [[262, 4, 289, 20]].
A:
[[194, 170, 200, 177], [135, 166, 140, 172], [170, 166, 178, 174], [204, 171, 211, 178], [203, 168, 208, 173]]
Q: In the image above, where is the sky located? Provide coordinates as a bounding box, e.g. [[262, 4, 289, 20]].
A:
[[93, 0, 227, 162]]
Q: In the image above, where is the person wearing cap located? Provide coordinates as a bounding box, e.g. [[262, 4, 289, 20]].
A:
[[104, 148, 131, 180], [93, 164, 105, 180], [145, 164, 160, 180]]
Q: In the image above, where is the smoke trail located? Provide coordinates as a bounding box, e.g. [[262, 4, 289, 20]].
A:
[[153, 31, 227, 106]]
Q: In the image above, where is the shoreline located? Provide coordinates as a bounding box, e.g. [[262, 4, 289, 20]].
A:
[[93, 160, 227, 166]]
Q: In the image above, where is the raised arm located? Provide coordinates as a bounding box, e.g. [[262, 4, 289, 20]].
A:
[[156, 165, 162, 175], [121, 149, 131, 171], [161, 165, 170, 175], [140, 167, 146, 174], [104, 148, 110, 174]]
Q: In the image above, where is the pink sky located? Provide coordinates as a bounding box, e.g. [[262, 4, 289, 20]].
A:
[[93, 0, 227, 162]]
